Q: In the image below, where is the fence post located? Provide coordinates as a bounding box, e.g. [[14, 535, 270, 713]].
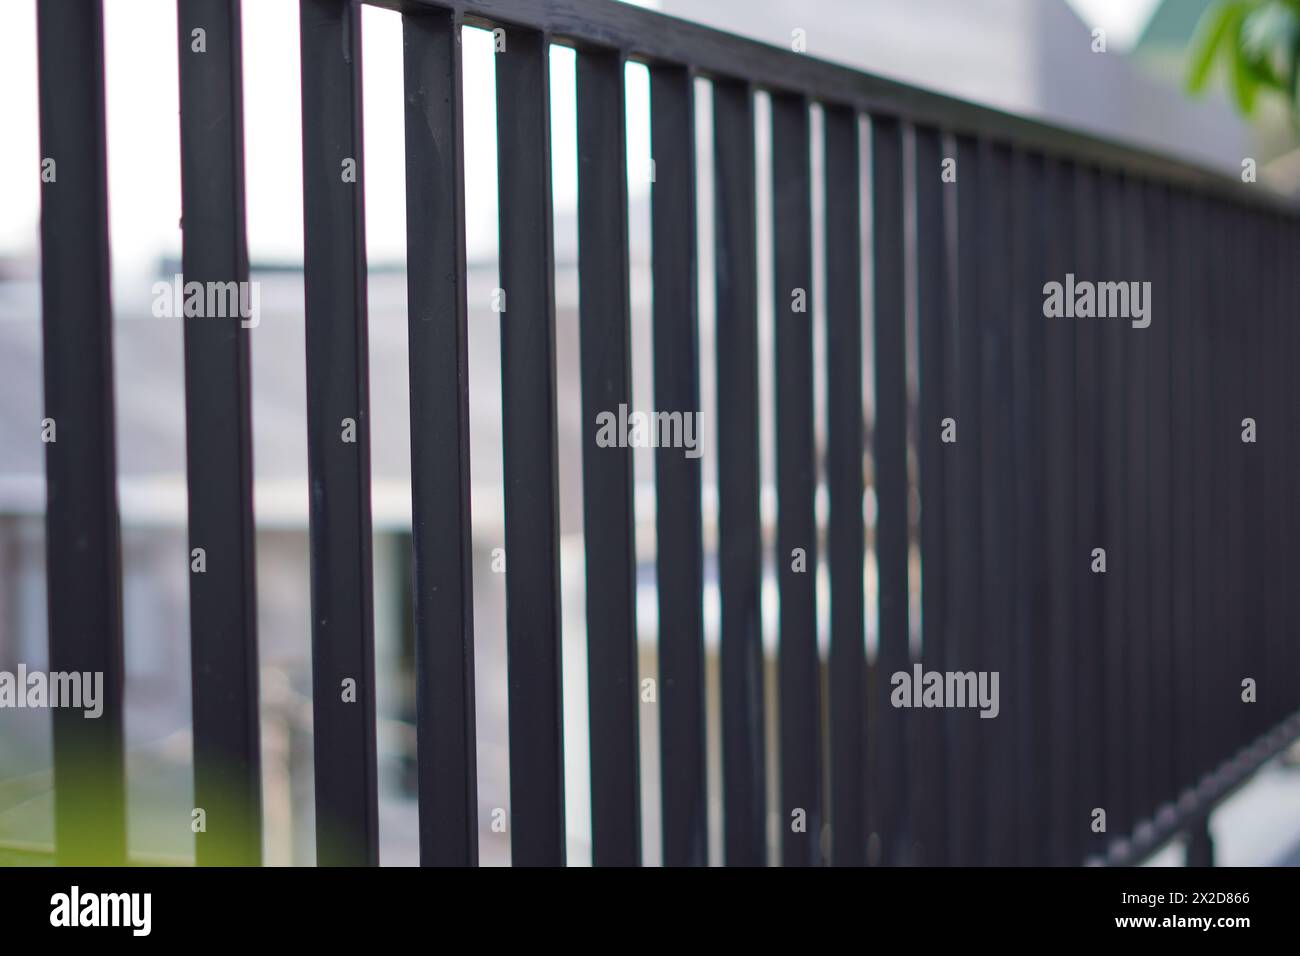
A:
[[299, 0, 380, 867], [177, 0, 262, 868], [36, 0, 127, 868]]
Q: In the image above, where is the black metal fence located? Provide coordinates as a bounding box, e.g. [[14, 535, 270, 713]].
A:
[[34, 0, 1300, 867]]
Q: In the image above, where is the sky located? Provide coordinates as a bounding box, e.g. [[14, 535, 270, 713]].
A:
[[1065, 0, 1164, 48], [0, 0, 1160, 276]]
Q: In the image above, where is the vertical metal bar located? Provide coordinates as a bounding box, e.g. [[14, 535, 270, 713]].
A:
[[1218, 203, 1237, 766], [1287, 217, 1297, 715], [1238, 206, 1254, 739], [772, 92, 820, 867], [1168, 188, 1198, 796], [1248, 208, 1262, 735], [1228, 200, 1245, 762], [1123, 177, 1151, 830], [1144, 182, 1175, 811], [712, 78, 766, 866], [1239, 206, 1255, 741], [1285, 216, 1294, 718], [1243, 207, 1259, 738], [1262, 211, 1280, 734], [938, 133, 964, 866], [1285, 212, 1293, 722], [299, 0, 378, 867], [1009, 149, 1048, 864], [1255, 207, 1269, 735], [36, 0, 126, 867], [1257, 208, 1270, 736], [977, 142, 1015, 865], [1267, 212, 1288, 733], [495, 26, 566, 866], [576, 46, 640, 866], [826, 105, 866, 867], [1289, 218, 1298, 715], [1211, 197, 1232, 775], [870, 114, 909, 866], [1253, 206, 1265, 737], [401, 7, 478, 867], [1043, 158, 1077, 865], [1284, 221, 1294, 717], [1098, 171, 1129, 844], [1251, 206, 1261, 732], [1192, 195, 1218, 784], [1233, 206, 1256, 746], [949, 133, 984, 865], [911, 124, 948, 867], [1196, 195, 1216, 780], [1207, 200, 1230, 773], [1264, 206, 1279, 733], [1186, 814, 1214, 867], [651, 63, 707, 868], [1288, 219, 1300, 717], [1073, 165, 1105, 860], [177, 0, 261, 868]]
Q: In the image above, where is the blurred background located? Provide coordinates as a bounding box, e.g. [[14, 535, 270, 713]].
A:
[[1, 0, 1299, 866]]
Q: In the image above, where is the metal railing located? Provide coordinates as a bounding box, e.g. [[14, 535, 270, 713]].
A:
[[33, 0, 1300, 866]]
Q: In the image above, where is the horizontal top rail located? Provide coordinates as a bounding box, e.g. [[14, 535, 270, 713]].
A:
[[373, 0, 1294, 212]]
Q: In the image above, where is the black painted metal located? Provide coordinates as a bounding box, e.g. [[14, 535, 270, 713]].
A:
[[1009, 149, 1048, 865], [978, 141, 1015, 865], [1072, 165, 1106, 861], [1263, 209, 1282, 738], [374, 0, 1294, 211], [36, 0, 127, 868], [651, 64, 708, 868], [401, 7, 478, 867], [1191, 194, 1218, 786], [1186, 816, 1215, 867], [1268, 211, 1290, 735], [495, 25, 567, 867], [177, 0, 261, 868], [871, 114, 909, 866], [948, 134, 984, 866], [1229, 205, 1251, 757], [1289, 220, 1300, 720], [826, 106, 866, 867], [1144, 182, 1174, 818], [576, 46, 641, 866], [772, 92, 821, 867], [713, 78, 766, 867], [299, 0, 380, 867], [913, 124, 952, 867], [1122, 176, 1151, 832], [1098, 171, 1130, 846], [1205, 198, 1228, 778], [1042, 157, 1078, 866], [1168, 187, 1198, 797]]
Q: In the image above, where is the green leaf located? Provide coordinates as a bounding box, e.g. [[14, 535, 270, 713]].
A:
[[1233, 55, 1260, 111], [1188, 0, 1249, 93], [1288, 26, 1300, 120]]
